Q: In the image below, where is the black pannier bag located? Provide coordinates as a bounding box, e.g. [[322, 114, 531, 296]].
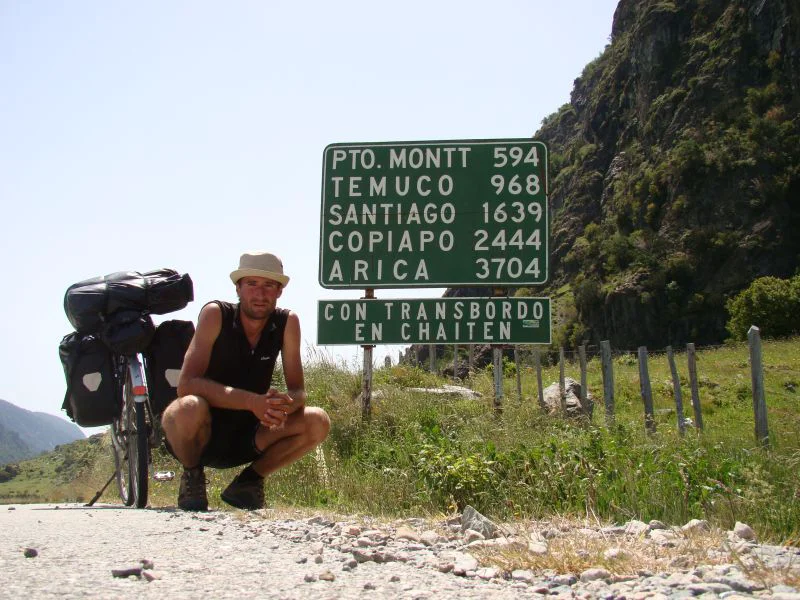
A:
[[59, 332, 119, 427], [64, 269, 194, 333], [100, 310, 156, 355], [144, 319, 195, 416]]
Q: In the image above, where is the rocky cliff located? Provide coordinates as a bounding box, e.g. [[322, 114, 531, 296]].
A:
[[526, 0, 800, 349]]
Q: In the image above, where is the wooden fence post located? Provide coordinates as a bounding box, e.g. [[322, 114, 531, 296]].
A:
[[686, 343, 703, 431], [534, 349, 544, 409], [748, 326, 769, 448], [638, 346, 656, 434], [666, 346, 686, 435], [515, 346, 522, 402], [559, 347, 567, 414], [578, 344, 588, 415], [601, 341, 614, 425]]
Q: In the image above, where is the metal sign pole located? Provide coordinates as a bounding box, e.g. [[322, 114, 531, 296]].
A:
[[492, 287, 507, 413], [493, 348, 503, 412], [361, 288, 375, 420]]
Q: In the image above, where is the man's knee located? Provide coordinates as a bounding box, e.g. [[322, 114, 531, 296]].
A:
[[162, 395, 211, 438], [304, 406, 330, 444]]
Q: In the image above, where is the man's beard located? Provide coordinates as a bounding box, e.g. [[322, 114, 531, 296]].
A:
[[240, 301, 272, 320]]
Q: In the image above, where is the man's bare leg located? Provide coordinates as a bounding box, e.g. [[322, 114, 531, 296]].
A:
[[220, 406, 330, 510], [161, 395, 212, 511], [161, 395, 212, 467]]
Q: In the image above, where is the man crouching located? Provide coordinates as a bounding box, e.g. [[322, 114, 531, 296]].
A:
[[162, 251, 330, 511]]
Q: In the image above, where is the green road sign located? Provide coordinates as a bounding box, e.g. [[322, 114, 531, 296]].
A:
[[319, 139, 548, 288], [317, 297, 551, 345]]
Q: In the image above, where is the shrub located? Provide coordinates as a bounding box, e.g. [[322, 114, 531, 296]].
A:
[[0, 464, 20, 483], [726, 275, 800, 340]]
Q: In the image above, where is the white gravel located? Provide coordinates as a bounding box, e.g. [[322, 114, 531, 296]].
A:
[[1, 503, 527, 599], [2, 503, 799, 599]]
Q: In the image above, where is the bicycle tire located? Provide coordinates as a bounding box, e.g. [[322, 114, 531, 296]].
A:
[[111, 371, 134, 506], [121, 361, 150, 509], [131, 399, 149, 508]]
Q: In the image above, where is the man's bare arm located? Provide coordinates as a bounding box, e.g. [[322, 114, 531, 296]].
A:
[[282, 312, 306, 412], [263, 312, 306, 417]]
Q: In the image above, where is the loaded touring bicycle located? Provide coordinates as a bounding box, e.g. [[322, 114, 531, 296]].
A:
[[59, 269, 194, 508]]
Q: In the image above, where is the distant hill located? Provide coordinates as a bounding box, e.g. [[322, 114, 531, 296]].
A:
[[0, 399, 85, 465]]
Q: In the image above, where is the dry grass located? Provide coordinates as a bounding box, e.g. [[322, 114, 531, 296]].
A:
[[472, 516, 800, 587]]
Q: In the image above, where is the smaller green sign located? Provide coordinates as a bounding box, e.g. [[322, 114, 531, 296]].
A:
[[317, 297, 551, 345]]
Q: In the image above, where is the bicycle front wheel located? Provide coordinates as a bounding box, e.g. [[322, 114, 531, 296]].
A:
[[125, 369, 150, 509], [111, 397, 133, 506]]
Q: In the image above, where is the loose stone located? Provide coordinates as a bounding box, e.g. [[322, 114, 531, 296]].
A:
[[681, 518, 710, 533], [580, 567, 611, 582], [420, 531, 440, 546], [463, 529, 484, 543], [733, 521, 756, 541], [396, 526, 420, 542], [511, 569, 534, 583]]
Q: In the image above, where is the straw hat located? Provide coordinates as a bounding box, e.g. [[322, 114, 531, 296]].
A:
[[230, 251, 290, 287]]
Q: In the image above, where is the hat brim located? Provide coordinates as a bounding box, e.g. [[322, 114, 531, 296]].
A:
[[230, 268, 289, 287]]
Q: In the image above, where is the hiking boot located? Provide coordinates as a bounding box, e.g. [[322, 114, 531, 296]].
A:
[[178, 466, 208, 511], [221, 469, 265, 510]]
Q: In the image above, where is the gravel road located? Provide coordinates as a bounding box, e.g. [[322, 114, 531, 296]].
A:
[[2, 503, 799, 599], [1, 503, 530, 599]]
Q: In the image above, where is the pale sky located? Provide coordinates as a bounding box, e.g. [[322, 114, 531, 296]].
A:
[[0, 0, 619, 432]]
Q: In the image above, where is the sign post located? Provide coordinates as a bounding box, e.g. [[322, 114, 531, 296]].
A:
[[361, 288, 374, 420], [317, 138, 551, 417]]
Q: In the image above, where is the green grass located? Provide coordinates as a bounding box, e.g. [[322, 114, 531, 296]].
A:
[[0, 434, 109, 504], [2, 338, 798, 544]]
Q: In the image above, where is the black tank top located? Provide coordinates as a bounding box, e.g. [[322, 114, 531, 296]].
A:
[[204, 301, 289, 394]]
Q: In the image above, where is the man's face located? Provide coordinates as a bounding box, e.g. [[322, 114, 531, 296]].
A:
[[237, 276, 282, 320]]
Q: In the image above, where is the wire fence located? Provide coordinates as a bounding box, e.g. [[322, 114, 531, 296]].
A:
[[405, 326, 771, 448]]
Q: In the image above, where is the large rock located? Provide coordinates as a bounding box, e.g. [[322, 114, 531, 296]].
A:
[[541, 377, 594, 419], [460, 506, 499, 539]]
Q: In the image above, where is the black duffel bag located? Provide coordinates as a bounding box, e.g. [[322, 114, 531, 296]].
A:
[[144, 319, 195, 415], [59, 332, 119, 427], [100, 310, 156, 355], [64, 269, 193, 333]]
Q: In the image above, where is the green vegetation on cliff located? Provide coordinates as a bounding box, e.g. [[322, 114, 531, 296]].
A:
[[528, 0, 800, 349]]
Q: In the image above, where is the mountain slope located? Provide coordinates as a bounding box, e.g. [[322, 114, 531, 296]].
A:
[[529, 0, 800, 348], [0, 399, 84, 465], [0, 421, 31, 465]]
